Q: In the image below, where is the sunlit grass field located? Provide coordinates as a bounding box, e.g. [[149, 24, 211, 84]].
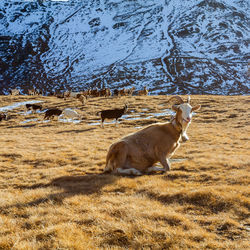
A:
[[0, 94, 249, 249]]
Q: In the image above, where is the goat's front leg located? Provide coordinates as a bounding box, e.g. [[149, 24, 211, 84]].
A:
[[158, 156, 171, 172], [160, 157, 171, 171], [181, 131, 189, 142], [146, 157, 171, 174]]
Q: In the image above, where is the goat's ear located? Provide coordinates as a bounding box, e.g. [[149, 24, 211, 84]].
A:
[[171, 104, 179, 112], [192, 104, 201, 112]]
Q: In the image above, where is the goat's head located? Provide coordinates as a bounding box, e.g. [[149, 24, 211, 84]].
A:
[[169, 96, 200, 132]]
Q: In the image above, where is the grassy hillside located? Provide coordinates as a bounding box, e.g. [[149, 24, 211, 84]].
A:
[[0, 94, 249, 249]]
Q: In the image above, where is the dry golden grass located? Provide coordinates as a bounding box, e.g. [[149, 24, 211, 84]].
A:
[[0, 94, 249, 249]]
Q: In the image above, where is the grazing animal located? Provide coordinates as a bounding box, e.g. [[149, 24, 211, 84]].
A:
[[44, 108, 62, 120], [81, 89, 91, 97], [98, 104, 128, 128], [0, 113, 8, 122], [128, 87, 135, 96], [99, 88, 107, 97], [56, 93, 64, 99], [28, 88, 36, 95], [138, 86, 148, 96], [113, 89, 119, 97], [104, 96, 201, 175], [62, 108, 81, 120], [63, 91, 71, 98], [69, 92, 81, 98], [91, 89, 100, 97], [25, 104, 42, 112], [77, 94, 87, 105], [28, 88, 40, 95], [99, 88, 112, 97], [119, 88, 126, 96], [106, 88, 112, 97], [10, 88, 20, 96]]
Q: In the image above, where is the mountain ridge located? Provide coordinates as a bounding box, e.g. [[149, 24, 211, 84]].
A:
[[0, 0, 249, 95]]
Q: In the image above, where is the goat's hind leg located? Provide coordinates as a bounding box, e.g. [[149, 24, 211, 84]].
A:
[[104, 141, 128, 173]]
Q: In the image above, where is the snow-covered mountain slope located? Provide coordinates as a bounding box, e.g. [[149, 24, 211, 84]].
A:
[[0, 0, 249, 95]]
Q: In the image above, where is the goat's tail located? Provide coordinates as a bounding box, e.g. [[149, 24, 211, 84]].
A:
[[96, 111, 101, 116]]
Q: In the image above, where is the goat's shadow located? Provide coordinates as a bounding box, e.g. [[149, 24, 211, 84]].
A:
[[50, 173, 116, 195], [1, 173, 119, 213], [56, 128, 96, 134]]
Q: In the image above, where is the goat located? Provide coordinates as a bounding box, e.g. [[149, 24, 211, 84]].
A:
[[25, 104, 42, 112], [77, 94, 87, 105], [119, 88, 126, 96], [138, 86, 148, 96], [113, 89, 119, 97], [99, 88, 112, 97], [90, 89, 100, 97], [62, 108, 81, 120], [106, 88, 112, 97], [44, 108, 62, 120], [81, 89, 91, 97], [10, 88, 20, 96], [28, 88, 40, 95], [0, 113, 8, 122], [28, 88, 36, 95], [104, 96, 200, 175], [98, 104, 128, 128], [128, 87, 135, 96], [64, 91, 71, 98], [69, 92, 81, 98]]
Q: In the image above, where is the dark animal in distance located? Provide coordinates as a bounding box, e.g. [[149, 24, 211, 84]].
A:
[[44, 108, 62, 120], [0, 113, 8, 122], [98, 104, 128, 128], [26, 104, 42, 112]]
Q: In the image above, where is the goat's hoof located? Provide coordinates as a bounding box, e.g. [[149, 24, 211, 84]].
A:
[[103, 168, 111, 174], [181, 135, 189, 142]]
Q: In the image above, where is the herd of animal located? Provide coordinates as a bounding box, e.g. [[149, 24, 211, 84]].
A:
[[1, 91, 201, 176], [0, 102, 129, 127], [1, 86, 149, 126], [9, 85, 149, 100]]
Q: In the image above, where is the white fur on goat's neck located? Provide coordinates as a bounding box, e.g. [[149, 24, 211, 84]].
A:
[[171, 96, 195, 142], [179, 103, 192, 141]]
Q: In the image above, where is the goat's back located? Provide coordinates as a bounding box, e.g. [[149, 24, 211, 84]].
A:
[[45, 108, 62, 116], [122, 122, 180, 154], [100, 108, 125, 119]]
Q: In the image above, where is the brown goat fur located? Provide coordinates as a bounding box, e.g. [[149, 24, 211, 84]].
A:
[[104, 96, 200, 175]]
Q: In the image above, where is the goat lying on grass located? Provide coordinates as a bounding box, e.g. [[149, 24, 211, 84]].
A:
[[98, 104, 128, 128], [104, 96, 200, 175], [61, 108, 81, 120]]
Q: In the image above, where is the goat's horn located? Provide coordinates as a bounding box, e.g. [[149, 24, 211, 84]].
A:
[[167, 96, 184, 104], [187, 96, 191, 103]]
